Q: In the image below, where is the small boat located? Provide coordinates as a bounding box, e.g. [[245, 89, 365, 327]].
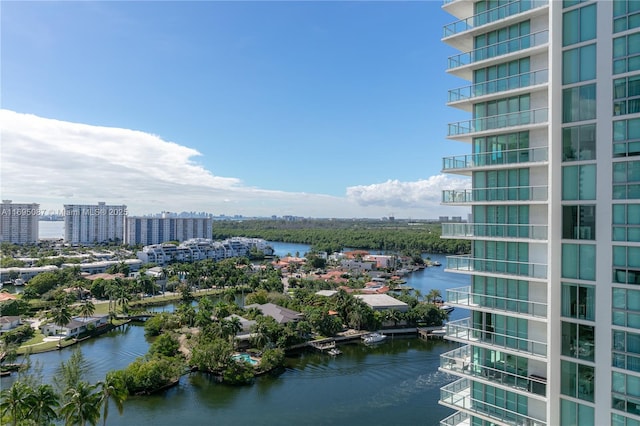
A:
[[431, 327, 447, 336], [439, 304, 454, 314], [432, 261, 442, 266], [13, 278, 25, 286], [362, 332, 387, 344], [328, 348, 342, 356]]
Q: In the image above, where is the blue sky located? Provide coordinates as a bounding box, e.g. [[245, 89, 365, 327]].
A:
[[1, 1, 470, 219]]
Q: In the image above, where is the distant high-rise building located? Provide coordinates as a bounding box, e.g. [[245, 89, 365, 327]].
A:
[[0, 200, 39, 244], [125, 216, 213, 245], [64, 202, 127, 244], [438, 1, 635, 425]]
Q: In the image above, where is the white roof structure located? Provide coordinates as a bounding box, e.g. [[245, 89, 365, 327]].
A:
[[354, 294, 409, 312]]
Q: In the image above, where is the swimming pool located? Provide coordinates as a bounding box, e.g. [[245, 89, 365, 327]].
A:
[[232, 353, 258, 365]]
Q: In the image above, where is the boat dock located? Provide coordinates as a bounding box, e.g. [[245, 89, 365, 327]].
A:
[[418, 326, 447, 340], [309, 340, 337, 351]]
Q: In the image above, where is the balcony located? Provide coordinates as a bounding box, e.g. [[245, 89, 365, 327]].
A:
[[441, 223, 548, 241], [448, 30, 549, 70], [440, 378, 546, 426], [442, 147, 548, 173], [446, 255, 548, 280], [440, 345, 547, 396], [440, 411, 470, 426], [448, 108, 548, 139], [443, 0, 548, 39], [448, 69, 548, 105], [441, 185, 548, 205], [445, 318, 547, 357], [446, 286, 547, 318]]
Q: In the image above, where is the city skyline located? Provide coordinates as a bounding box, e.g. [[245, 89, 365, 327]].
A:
[[1, 1, 470, 219]]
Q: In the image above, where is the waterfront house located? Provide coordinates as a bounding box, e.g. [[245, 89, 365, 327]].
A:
[[244, 303, 303, 325], [40, 315, 108, 337], [354, 294, 409, 313], [0, 316, 21, 332]]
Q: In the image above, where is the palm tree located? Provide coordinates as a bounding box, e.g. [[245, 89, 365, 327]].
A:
[[52, 303, 73, 347], [0, 381, 32, 426], [99, 372, 128, 426], [59, 381, 102, 426], [28, 384, 60, 425], [78, 299, 95, 321]]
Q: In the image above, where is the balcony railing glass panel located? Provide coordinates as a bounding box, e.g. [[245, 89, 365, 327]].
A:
[[441, 223, 548, 240], [445, 318, 547, 356], [441, 185, 548, 204], [440, 345, 547, 396], [448, 69, 548, 102], [448, 108, 548, 137], [448, 30, 549, 69], [443, 1, 548, 38], [446, 286, 548, 317], [446, 255, 548, 279], [440, 378, 547, 426], [442, 146, 548, 170]]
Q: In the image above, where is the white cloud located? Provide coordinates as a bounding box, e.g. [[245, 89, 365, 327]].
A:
[[0, 110, 468, 218], [346, 175, 469, 208]]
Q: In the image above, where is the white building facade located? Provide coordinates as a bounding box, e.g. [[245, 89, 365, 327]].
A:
[[0, 200, 40, 244], [124, 216, 213, 246], [63, 202, 127, 244], [439, 1, 639, 425]]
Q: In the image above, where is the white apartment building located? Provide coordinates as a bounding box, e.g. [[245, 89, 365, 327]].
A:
[[124, 216, 213, 246], [438, 1, 640, 426], [64, 202, 127, 244], [0, 200, 40, 244], [136, 237, 273, 265]]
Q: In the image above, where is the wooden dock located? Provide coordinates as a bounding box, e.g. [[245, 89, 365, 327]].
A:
[[309, 340, 336, 351]]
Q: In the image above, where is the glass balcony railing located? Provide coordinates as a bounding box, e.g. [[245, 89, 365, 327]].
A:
[[448, 108, 548, 137], [445, 318, 547, 357], [441, 185, 548, 204], [446, 254, 548, 279], [446, 286, 548, 318], [440, 378, 547, 426], [448, 30, 549, 69], [442, 146, 548, 171], [441, 223, 548, 240], [443, 0, 548, 38], [440, 345, 547, 396], [448, 69, 548, 103], [440, 411, 469, 426]]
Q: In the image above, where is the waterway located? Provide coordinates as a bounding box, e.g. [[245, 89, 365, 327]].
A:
[[3, 241, 469, 425]]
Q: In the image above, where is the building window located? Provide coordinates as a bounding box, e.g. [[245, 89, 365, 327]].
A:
[[563, 124, 596, 161], [561, 398, 595, 426], [562, 164, 596, 200], [562, 243, 596, 280], [562, 205, 596, 240], [472, 205, 530, 238], [563, 4, 597, 46], [614, 33, 640, 74], [474, 21, 530, 62], [614, 0, 640, 33], [473, 58, 530, 97], [473, 240, 529, 276], [473, 168, 531, 201], [563, 84, 597, 123], [561, 360, 595, 402], [613, 372, 640, 416], [613, 287, 640, 327], [562, 282, 595, 320], [562, 321, 595, 362], [614, 75, 640, 116], [613, 204, 640, 242], [613, 329, 640, 373], [563, 44, 597, 84], [472, 132, 530, 165], [613, 246, 640, 284], [614, 160, 640, 199], [614, 117, 640, 158], [473, 275, 530, 313]]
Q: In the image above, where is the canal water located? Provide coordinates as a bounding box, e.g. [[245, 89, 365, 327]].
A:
[[2, 241, 469, 425]]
